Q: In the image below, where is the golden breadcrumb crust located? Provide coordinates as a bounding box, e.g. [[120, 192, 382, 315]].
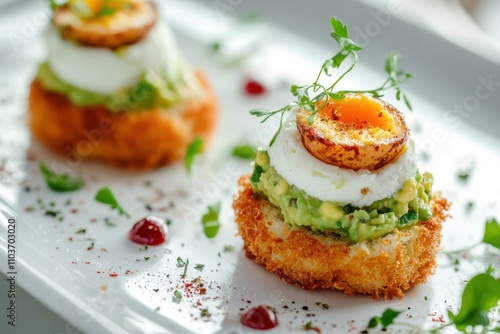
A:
[[28, 71, 217, 169], [233, 176, 450, 299]]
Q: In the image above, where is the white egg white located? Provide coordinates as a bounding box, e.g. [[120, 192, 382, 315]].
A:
[[46, 23, 180, 95], [268, 117, 417, 207]]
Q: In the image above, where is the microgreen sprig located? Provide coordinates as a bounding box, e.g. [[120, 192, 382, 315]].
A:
[[250, 17, 413, 146]]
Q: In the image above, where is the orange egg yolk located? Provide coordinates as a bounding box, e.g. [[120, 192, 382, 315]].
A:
[[320, 95, 394, 132]]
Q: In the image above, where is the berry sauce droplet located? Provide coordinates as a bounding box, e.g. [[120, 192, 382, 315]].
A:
[[240, 305, 278, 330], [245, 79, 266, 95], [128, 216, 166, 246]]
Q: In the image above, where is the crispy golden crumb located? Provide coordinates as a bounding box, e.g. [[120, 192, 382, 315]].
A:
[[233, 175, 450, 300], [28, 71, 217, 169]]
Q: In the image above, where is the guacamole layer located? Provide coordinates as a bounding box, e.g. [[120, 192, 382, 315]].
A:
[[36, 61, 198, 112], [250, 150, 434, 243]]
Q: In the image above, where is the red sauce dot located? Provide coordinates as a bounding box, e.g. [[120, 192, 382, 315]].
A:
[[245, 79, 266, 96], [240, 305, 278, 330], [128, 216, 167, 246]]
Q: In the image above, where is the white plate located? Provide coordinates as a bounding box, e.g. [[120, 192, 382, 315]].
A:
[[1, 1, 500, 333]]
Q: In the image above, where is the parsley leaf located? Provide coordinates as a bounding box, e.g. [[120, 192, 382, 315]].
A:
[[482, 218, 500, 250], [173, 290, 182, 300], [185, 137, 203, 174], [367, 308, 402, 329], [449, 273, 500, 331], [329, 17, 362, 51], [232, 144, 257, 160], [50, 0, 66, 10], [39, 162, 84, 192], [201, 202, 221, 238], [95, 187, 130, 218], [194, 263, 205, 270], [249, 16, 412, 146]]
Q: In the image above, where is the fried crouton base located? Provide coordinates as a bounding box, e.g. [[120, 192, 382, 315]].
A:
[[28, 71, 217, 169], [233, 176, 449, 299]]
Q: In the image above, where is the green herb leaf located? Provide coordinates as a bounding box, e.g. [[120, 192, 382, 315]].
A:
[[95, 187, 130, 218], [201, 202, 221, 238], [367, 308, 402, 329], [449, 273, 500, 331], [75, 228, 86, 234], [182, 260, 189, 277], [329, 51, 349, 70], [185, 137, 203, 174], [39, 162, 84, 192], [194, 264, 205, 270], [173, 290, 182, 300], [232, 145, 257, 160], [330, 17, 362, 51], [482, 218, 500, 249], [385, 51, 400, 76], [248, 17, 412, 146]]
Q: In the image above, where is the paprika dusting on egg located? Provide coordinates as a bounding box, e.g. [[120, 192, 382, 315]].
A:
[[240, 305, 278, 330], [128, 216, 167, 245]]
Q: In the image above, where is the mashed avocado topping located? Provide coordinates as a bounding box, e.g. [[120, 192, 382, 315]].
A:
[[250, 150, 434, 243], [36, 61, 200, 112]]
